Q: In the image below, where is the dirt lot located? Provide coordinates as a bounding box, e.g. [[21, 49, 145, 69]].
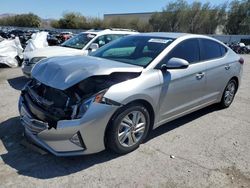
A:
[[0, 55, 250, 188]]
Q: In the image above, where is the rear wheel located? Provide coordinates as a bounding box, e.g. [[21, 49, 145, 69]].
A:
[[106, 103, 150, 154], [219, 79, 237, 108]]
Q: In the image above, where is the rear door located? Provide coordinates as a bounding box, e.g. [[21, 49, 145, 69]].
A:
[[199, 39, 232, 102]]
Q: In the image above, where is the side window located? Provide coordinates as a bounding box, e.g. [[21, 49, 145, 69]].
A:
[[92, 35, 106, 48], [161, 39, 200, 66], [200, 39, 224, 61], [93, 34, 126, 48], [220, 45, 228, 56]]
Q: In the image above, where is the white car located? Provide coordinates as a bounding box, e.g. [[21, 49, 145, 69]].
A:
[[22, 28, 138, 77]]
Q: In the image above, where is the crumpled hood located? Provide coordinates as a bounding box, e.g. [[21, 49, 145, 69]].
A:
[[24, 46, 84, 59], [32, 55, 143, 90]]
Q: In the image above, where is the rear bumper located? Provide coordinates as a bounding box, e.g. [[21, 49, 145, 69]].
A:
[[19, 95, 119, 156]]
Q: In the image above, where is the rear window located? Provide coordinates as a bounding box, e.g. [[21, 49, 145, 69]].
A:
[[200, 39, 227, 61]]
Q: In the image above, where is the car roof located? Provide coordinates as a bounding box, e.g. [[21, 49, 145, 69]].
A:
[[136, 32, 188, 39], [83, 28, 138, 35], [133, 32, 221, 42]]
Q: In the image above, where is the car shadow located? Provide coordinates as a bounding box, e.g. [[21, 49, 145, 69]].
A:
[[7, 76, 30, 91], [0, 104, 221, 179], [0, 117, 120, 179]]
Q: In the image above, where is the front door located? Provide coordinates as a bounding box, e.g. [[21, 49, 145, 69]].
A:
[[157, 38, 207, 124]]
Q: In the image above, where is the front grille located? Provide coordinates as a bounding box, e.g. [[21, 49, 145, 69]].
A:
[[23, 91, 59, 124], [25, 80, 75, 121], [21, 80, 77, 129]]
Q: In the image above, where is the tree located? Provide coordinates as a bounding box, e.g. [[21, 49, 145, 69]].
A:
[[225, 0, 250, 34], [53, 12, 88, 29], [87, 17, 103, 29], [127, 19, 152, 32], [149, 12, 164, 32], [0, 13, 41, 27], [149, 0, 188, 32], [15, 13, 41, 27], [149, 0, 228, 34], [186, 2, 227, 34], [105, 17, 128, 28]]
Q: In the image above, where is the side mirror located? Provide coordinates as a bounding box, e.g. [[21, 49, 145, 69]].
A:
[[161, 57, 189, 71], [88, 43, 99, 52]]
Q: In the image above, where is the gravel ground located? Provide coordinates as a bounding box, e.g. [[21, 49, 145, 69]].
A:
[[0, 55, 250, 188]]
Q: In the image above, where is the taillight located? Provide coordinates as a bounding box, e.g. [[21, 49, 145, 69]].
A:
[[239, 57, 244, 65]]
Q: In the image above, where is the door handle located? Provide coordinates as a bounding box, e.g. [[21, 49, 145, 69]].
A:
[[225, 65, 231, 70], [196, 72, 205, 80]]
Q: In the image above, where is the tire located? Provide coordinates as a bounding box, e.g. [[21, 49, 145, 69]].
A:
[[219, 79, 237, 109], [106, 103, 150, 154]]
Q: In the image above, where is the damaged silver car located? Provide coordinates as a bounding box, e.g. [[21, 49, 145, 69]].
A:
[[19, 33, 243, 156]]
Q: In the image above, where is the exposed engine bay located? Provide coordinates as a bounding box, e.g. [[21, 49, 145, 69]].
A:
[[21, 72, 140, 128]]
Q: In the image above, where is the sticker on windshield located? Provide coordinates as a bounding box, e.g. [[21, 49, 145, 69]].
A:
[[87, 34, 96, 38], [148, 38, 172, 44]]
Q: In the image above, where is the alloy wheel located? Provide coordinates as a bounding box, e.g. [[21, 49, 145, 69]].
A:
[[118, 111, 146, 147], [224, 81, 236, 106]]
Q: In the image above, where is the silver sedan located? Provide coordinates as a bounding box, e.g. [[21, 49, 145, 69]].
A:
[[19, 33, 243, 156]]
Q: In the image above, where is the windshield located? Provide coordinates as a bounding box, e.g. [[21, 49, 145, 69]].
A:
[[91, 35, 174, 67], [61, 33, 96, 49]]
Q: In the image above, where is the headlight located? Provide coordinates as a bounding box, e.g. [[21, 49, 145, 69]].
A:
[[75, 89, 121, 119], [76, 90, 107, 118], [30, 57, 46, 64], [76, 97, 94, 118]]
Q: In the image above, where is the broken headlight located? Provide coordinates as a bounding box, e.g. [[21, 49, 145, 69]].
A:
[[76, 90, 107, 118], [76, 97, 94, 118], [75, 89, 121, 119]]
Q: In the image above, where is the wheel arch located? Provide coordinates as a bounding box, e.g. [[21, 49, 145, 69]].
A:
[[104, 99, 155, 148], [230, 76, 239, 93]]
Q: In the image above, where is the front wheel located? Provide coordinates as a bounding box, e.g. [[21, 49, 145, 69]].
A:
[[106, 103, 150, 154], [219, 79, 237, 108]]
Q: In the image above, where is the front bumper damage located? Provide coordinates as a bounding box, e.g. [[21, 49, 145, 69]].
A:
[[19, 94, 119, 156]]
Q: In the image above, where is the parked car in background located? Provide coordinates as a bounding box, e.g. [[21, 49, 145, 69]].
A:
[[19, 33, 243, 156], [7, 29, 29, 48], [0, 30, 8, 39], [229, 42, 250, 54], [58, 31, 73, 42], [47, 30, 61, 46], [22, 28, 138, 77]]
